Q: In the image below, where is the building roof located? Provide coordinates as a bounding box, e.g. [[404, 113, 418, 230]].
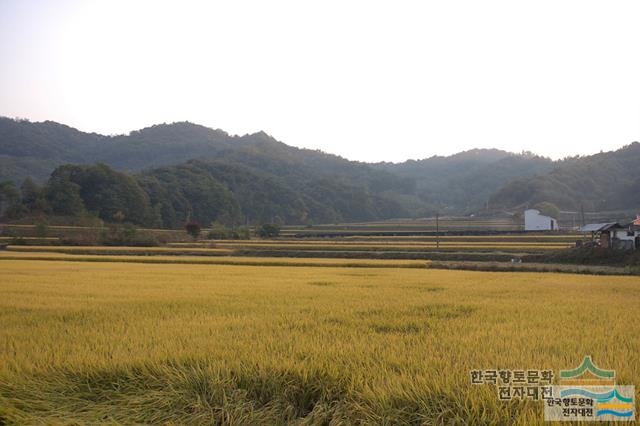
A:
[[524, 209, 557, 220], [578, 223, 621, 232], [621, 223, 640, 232]]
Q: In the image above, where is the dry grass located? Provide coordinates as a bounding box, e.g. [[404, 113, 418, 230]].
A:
[[1, 259, 639, 424]]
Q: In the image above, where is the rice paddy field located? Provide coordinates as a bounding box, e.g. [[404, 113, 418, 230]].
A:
[[0, 251, 428, 268], [1, 256, 639, 424], [278, 217, 525, 237], [1, 220, 638, 424], [1, 228, 581, 265]]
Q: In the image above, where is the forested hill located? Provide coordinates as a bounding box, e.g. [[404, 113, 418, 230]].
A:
[[1, 117, 252, 181], [0, 117, 408, 188], [375, 149, 555, 212], [0, 118, 427, 225], [489, 142, 640, 211], [1, 117, 638, 225]]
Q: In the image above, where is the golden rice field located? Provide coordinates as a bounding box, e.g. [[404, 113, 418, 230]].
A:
[[340, 235, 578, 241], [0, 251, 427, 268], [2, 240, 572, 264], [210, 242, 572, 250], [172, 240, 574, 247], [4, 245, 233, 255], [2, 244, 539, 253], [278, 220, 524, 236], [1, 259, 639, 424]]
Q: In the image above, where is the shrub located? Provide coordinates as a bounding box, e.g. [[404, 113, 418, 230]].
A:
[[207, 223, 229, 240], [184, 222, 202, 239], [258, 224, 280, 239], [34, 222, 49, 238], [236, 226, 251, 240]]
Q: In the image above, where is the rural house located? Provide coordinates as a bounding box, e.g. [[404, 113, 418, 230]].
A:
[[612, 222, 640, 250], [524, 209, 558, 231], [579, 222, 640, 250]]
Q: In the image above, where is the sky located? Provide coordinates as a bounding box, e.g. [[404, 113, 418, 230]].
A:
[[1, 0, 639, 163]]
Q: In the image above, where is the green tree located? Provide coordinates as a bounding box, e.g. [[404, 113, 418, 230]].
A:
[[184, 222, 201, 239], [0, 181, 20, 217], [207, 222, 229, 240], [21, 177, 50, 213], [34, 222, 49, 238], [45, 164, 157, 226], [258, 223, 280, 238], [45, 173, 85, 216], [236, 226, 251, 240], [138, 163, 241, 228]]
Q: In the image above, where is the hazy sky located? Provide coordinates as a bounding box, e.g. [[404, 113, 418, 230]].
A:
[[1, 0, 639, 162]]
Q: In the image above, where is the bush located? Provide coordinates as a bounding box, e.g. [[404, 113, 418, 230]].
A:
[[34, 222, 49, 238], [258, 224, 280, 238], [3, 227, 18, 238], [236, 226, 251, 240], [209, 224, 251, 240], [10, 236, 27, 245], [98, 224, 157, 246], [207, 223, 229, 240], [184, 222, 202, 239]]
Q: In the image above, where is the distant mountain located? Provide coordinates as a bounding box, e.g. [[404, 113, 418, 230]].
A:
[[376, 149, 555, 213], [0, 118, 427, 224], [489, 142, 640, 212], [0, 117, 243, 181], [1, 117, 637, 225], [0, 117, 407, 186]]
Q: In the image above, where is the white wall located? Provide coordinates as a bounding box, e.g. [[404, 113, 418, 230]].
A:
[[613, 230, 638, 242], [610, 229, 640, 250], [524, 209, 558, 231]]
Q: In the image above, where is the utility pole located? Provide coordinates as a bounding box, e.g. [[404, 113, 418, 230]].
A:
[[436, 212, 440, 249], [580, 204, 586, 227]]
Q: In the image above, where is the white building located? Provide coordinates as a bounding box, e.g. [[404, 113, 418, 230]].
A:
[[524, 209, 558, 231], [611, 226, 640, 250]]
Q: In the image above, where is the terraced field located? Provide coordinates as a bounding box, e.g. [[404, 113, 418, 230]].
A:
[[0, 227, 585, 272], [279, 217, 525, 237]]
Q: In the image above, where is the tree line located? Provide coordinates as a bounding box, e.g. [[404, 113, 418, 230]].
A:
[[0, 161, 414, 228]]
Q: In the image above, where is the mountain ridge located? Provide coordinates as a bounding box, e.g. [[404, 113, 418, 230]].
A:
[[1, 117, 638, 224]]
